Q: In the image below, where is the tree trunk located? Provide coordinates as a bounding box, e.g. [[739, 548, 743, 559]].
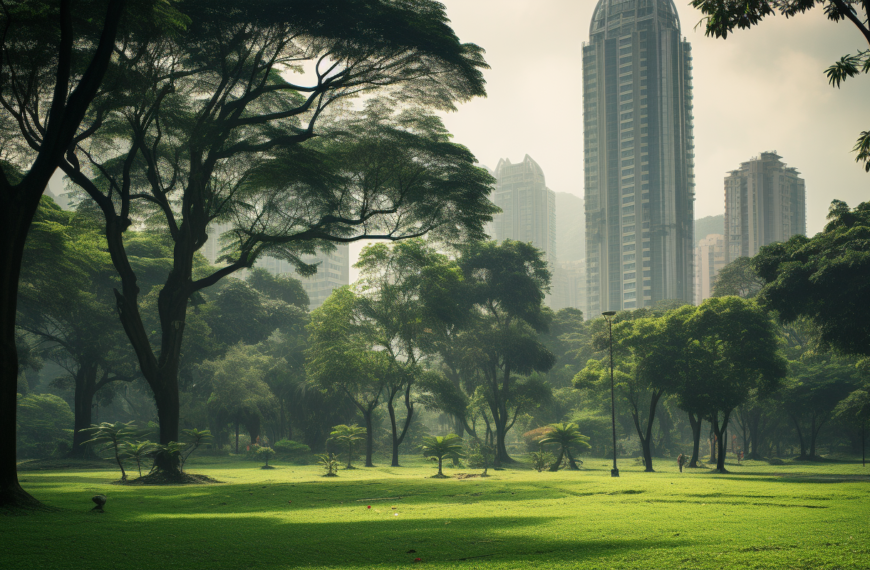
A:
[[0, 185, 43, 508], [364, 410, 374, 467], [0, 0, 127, 508], [235, 420, 240, 454], [790, 415, 807, 459], [388, 397, 400, 467], [638, 391, 662, 472], [711, 410, 732, 473], [437, 456, 443, 476], [549, 448, 564, 472], [687, 412, 702, 468], [566, 448, 580, 470]]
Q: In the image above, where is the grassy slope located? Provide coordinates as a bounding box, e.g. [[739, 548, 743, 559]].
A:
[[3, 456, 868, 569]]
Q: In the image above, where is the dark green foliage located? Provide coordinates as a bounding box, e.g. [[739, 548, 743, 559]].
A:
[[753, 201, 870, 358], [273, 439, 311, 460], [247, 268, 309, 310], [15, 393, 74, 459], [712, 257, 764, 298]]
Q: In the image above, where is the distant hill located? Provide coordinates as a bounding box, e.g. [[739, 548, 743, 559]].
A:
[[555, 192, 585, 262], [695, 214, 724, 245]]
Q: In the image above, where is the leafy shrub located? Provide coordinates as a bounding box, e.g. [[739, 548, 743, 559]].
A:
[[16, 393, 74, 459], [522, 426, 552, 452], [257, 447, 276, 468], [273, 439, 311, 458], [768, 457, 785, 466], [530, 450, 555, 472]]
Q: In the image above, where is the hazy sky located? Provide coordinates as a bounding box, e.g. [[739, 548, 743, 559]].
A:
[[436, 0, 869, 235]]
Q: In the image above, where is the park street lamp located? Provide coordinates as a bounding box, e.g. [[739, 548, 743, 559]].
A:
[[602, 310, 619, 477]]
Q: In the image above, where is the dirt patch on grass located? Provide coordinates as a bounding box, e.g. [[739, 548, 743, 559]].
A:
[[116, 471, 222, 486]]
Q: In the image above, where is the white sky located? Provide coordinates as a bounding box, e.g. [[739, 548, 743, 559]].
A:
[[437, 0, 870, 235]]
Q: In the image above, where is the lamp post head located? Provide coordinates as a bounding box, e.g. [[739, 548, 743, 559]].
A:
[[602, 311, 616, 320]]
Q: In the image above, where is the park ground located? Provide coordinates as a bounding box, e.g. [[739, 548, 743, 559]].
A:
[[2, 456, 869, 569]]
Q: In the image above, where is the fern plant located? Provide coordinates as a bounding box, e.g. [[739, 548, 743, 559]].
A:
[[121, 441, 155, 478], [81, 421, 138, 481]]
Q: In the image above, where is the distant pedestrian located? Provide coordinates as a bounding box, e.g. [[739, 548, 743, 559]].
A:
[[738, 450, 744, 464], [677, 453, 685, 473]]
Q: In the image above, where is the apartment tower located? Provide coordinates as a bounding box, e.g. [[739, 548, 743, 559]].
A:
[[724, 151, 806, 262], [583, 0, 695, 314], [490, 155, 557, 265]]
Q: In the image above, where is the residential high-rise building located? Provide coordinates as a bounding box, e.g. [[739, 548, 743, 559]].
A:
[[489, 155, 557, 265], [583, 0, 695, 315], [693, 233, 726, 305], [724, 151, 806, 262], [551, 260, 587, 312]]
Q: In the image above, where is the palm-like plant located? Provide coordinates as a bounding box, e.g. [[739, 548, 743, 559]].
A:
[[328, 424, 367, 469], [537, 423, 591, 471], [181, 428, 213, 469], [81, 421, 138, 481], [317, 453, 340, 476], [121, 441, 155, 478], [422, 434, 463, 478]]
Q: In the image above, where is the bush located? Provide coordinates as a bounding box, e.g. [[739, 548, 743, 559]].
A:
[[531, 450, 555, 472], [273, 439, 311, 458], [768, 457, 785, 466], [522, 426, 552, 452], [16, 393, 74, 459]]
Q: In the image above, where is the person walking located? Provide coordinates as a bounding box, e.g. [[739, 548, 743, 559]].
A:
[[677, 453, 685, 473]]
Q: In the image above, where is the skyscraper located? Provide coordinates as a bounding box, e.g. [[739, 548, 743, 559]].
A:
[[583, 0, 695, 314], [724, 151, 806, 262], [490, 155, 557, 265], [694, 233, 726, 305]]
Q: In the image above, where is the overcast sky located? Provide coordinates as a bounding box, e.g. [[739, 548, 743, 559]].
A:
[[436, 0, 869, 235]]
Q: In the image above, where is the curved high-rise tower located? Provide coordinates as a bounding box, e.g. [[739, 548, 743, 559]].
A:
[[583, 0, 695, 314]]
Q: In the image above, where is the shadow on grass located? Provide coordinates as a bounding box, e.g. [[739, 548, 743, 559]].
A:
[[2, 512, 694, 570]]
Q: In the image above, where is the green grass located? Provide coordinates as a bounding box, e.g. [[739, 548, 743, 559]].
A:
[[3, 455, 869, 569]]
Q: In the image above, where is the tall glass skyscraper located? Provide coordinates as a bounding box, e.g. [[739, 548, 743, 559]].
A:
[[583, 0, 695, 314]]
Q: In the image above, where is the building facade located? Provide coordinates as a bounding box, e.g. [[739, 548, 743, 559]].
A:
[[583, 0, 695, 315], [551, 260, 587, 312], [489, 155, 557, 265], [693, 233, 726, 305], [724, 151, 806, 262], [256, 245, 350, 311]]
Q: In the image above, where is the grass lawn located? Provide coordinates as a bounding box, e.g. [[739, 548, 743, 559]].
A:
[[2, 455, 869, 569]]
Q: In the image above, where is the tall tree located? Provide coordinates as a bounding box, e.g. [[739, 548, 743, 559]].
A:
[[306, 287, 386, 467], [59, 6, 490, 462], [781, 357, 858, 459], [457, 240, 555, 464], [202, 343, 277, 453], [355, 240, 441, 467], [0, 0, 146, 507], [17, 199, 141, 457], [686, 297, 788, 472], [691, 0, 870, 170]]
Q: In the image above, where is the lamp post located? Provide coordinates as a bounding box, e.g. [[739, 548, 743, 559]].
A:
[[602, 310, 619, 477]]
